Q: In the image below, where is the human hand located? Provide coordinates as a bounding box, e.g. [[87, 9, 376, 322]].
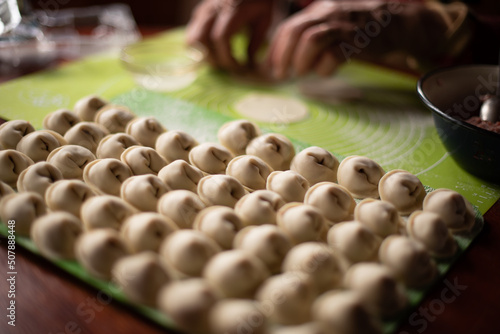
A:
[[186, 0, 275, 71]]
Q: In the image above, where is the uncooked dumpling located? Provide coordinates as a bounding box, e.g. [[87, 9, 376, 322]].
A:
[[120, 145, 167, 175], [266, 170, 309, 203], [354, 199, 402, 237], [217, 119, 261, 156], [156, 130, 199, 163], [290, 146, 339, 185], [0, 192, 46, 236], [157, 159, 204, 192], [16, 130, 67, 162], [80, 195, 137, 231], [0, 181, 14, 200], [83, 158, 133, 196], [226, 155, 273, 191], [47, 145, 96, 180], [246, 133, 295, 171], [42, 109, 81, 135], [125, 116, 166, 148], [193, 206, 243, 249], [189, 142, 234, 175], [73, 95, 108, 121], [197, 174, 247, 208], [270, 323, 331, 334], [63, 121, 109, 154], [96, 133, 140, 160], [277, 203, 328, 244], [17, 162, 64, 198], [0, 120, 35, 149], [337, 155, 385, 199], [209, 299, 267, 334], [0, 149, 34, 187], [95, 105, 136, 133], [157, 190, 206, 229], [234, 190, 286, 226], [120, 174, 169, 212], [45, 180, 96, 217], [304, 182, 356, 224], [378, 169, 426, 215]]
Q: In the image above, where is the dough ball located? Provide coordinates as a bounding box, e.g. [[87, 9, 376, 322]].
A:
[[354, 199, 402, 237], [266, 170, 309, 203], [83, 158, 132, 196], [159, 230, 221, 278], [157, 190, 206, 229], [378, 169, 426, 215], [120, 174, 169, 212], [112, 252, 171, 307], [290, 146, 339, 185], [217, 119, 261, 156], [378, 235, 437, 288], [125, 116, 166, 148], [75, 228, 129, 280], [0, 192, 46, 236], [155, 130, 199, 163], [203, 249, 270, 298], [197, 174, 248, 208], [282, 242, 343, 293], [189, 142, 234, 175], [209, 299, 267, 334], [120, 145, 167, 175], [235, 190, 286, 226], [16, 130, 67, 162], [246, 133, 295, 171], [96, 133, 140, 160], [158, 159, 204, 192], [277, 203, 327, 244], [95, 105, 136, 133], [304, 182, 356, 224], [0, 181, 14, 200], [64, 122, 109, 154], [0, 120, 35, 149], [17, 161, 63, 198], [31, 212, 83, 260], [45, 180, 96, 217], [81, 195, 137, 231], [47, 145, 96, 180], [226, 155, 273, 191], [42, 109, 81, 135], [423, 188, 476, 233], [121, 212, 178, 253], [337, 155, 385, 199], [73, 95, 108, 121], [193, 206, 243, 250], [0, 149, 34, 187]]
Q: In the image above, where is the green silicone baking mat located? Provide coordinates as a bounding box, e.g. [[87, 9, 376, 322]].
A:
[[0, 28, 497, 333]]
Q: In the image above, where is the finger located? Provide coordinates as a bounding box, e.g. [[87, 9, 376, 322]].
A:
[[314, 52, 341, 77], [186, 5, 218, 66], [247, 15, 271, 68], [210, 8, 246, 70]]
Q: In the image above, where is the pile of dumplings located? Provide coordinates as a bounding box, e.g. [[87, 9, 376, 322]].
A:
[[0, 95, 477, 334]]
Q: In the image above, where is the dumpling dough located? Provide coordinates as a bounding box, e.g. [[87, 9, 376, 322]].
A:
[[234, 224, 292, 274], [47, 145, 96, 180], [327, 221, 382, 264], [344, 263, 407, 317], [17, 162, 64, 197], [378, 235, 437, 288], [121, 212, 178, 253], [42, 109, 81, 135], [193, 206, 243, 249], [0, 192, 46, 236], [83, 158, 132, 196], [246, 133, 295, 171], [125, 116, 166, 148], [75, 228, 129, 280], [159, 230, 221, 278], [197, 174, 247, 207], [266, 170, 309, 203], [80, 195, 137, 231], [354, 199, 402, 237], [282, 242, 343, 293], [95, 105, 136, 133], [234, 190, 286, 226], [157, 190, 206, 229], [158, 159, 204, 192], [337, 155, 385, 199], [209, 299, 267, 334], [203, 249, 270, 298], [189, 142, 234, 175], [290, 146, 339, 185], [120, 174, 169, 212], [156, 130, 199, 163], [378, 169, 426, 215], [423, 188, 476, 233], [73, 95, 108, 121], [0, 149, 34, 187], [112, 252, 171, 307], [406, 211, 457, 258], [304, 182, 356, 224], [277, 203, 328, 244], [0, 120, 35, 149], [16, 130, 67, 162], [226, 155, 273, 191], [45, 180, 96, 217], [0, 181, 15, 200], [31, 212, 83, 260], [64, 122, 109, 154], [96, 133, 139, 160], [217, 119, 261, 156], [255, 272, 316, 325], [120, 145, 167, 175]]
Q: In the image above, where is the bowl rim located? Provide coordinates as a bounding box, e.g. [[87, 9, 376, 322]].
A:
[[417, 64, 500, 139]]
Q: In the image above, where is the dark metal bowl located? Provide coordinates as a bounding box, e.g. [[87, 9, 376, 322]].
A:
[[417, 65, 500, 183]]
